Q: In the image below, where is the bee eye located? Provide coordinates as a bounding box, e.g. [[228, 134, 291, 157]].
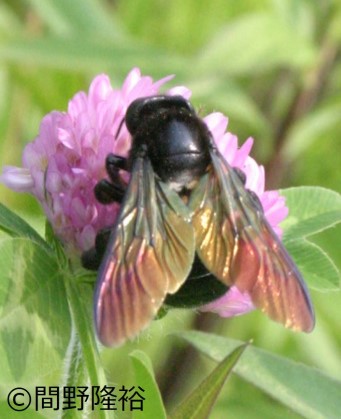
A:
[[125, 97, 148, 134]]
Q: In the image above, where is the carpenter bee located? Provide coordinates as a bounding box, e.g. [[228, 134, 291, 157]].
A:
[[82, 95, 315, 347]]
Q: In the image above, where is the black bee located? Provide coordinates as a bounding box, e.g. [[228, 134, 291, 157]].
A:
[[82, 95, 315, 347]]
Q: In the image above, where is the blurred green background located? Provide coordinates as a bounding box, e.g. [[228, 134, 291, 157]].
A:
[[0, 0, 340, 418]]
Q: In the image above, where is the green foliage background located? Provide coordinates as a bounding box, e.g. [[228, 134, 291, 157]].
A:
[[0, 0, 341, 418]]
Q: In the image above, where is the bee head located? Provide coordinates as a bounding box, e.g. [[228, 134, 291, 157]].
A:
[[125, 95, 195, 135]]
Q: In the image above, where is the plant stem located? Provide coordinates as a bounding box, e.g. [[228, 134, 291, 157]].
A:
[[63, 270, 110, 419], [60, 326, 88, 418]]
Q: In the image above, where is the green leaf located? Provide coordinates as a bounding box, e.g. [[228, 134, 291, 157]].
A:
[[0, 203, 48, 250], [27, 0, 121, 38], [130, 350, 167, 419], [286, 239, 340, 290], [272, 0, 316, 40], [0, 237, 70, 388], [280, 187, 341, 240], [169, 344, 247, 419], [0, 36, 187, 76], [177, 331, 341, 419], [279, 187, 341, 291], [0, 234, 109, 417], [198, 12, 316, 76], [44, 220, 68, 267], [26, 0, 74, 36]]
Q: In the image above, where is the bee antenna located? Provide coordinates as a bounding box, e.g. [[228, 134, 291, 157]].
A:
[[115, 117, 125, 141]]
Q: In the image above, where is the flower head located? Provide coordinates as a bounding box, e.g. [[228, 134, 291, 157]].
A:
[[1, 69, 190, 252], [1, 68, 288, 319]]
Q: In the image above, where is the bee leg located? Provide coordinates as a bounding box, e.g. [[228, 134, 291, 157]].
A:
[[94, 154, 129, 204], [106, 153, 129, 174], [81, 226, 112, 270], [81, 247, 100, 271], [106, 153, 129, 186], [94, 226, 112, 256], [94, 179, 126, 204], [83, 155, 128, 266]]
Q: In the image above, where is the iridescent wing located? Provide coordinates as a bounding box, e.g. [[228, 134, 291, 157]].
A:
[[95, 155, 195, 346], [189, 148, 315, 332]]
